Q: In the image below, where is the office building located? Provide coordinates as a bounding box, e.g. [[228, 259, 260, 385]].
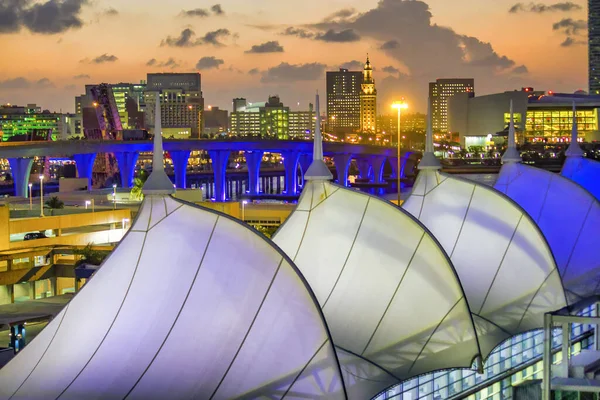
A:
[[429, 78, 474, 133], [288, 103, 314, 140], [145, 73, 204, 138], [229, 96, 291, 139], [360, 56, 377, 133], [590, 0, 600, 94], [110, 82, 147, 129], [0, 104, 69, 141], [326, 68, 362, 134], [447, 89, 600, 147], [203, 106, 228, 137]]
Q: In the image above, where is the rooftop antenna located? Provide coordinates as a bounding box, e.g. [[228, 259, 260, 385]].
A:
[[304, 91, 333, 181], [565, 101, 584, 158], [418, 97, 441, 170], [143, 92, 176, 195], [501, 100, 522, 164]]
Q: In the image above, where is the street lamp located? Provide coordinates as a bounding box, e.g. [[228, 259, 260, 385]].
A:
[[122, 218, 130, 230], [28, 183, 32, 211], [112, 184, 117, 210], [241, 200, 248, 222], [392, 100, 409, 206], [85, 200, 91, 209], [39, 175, 44, 217]]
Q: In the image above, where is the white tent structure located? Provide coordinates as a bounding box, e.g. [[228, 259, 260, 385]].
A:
[[495, 102, 600, 299], [274, 94, 482, 399], [403, 100, 568, 358], [0, 98, 346, 400], [561, 102, 600, 201]]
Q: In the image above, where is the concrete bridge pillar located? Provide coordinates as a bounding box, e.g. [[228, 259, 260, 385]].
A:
[[298, 153, 312, 186], [8, 158, 34, 197], [281, 151, 301, 196], [355, 158, 371, 180], [371, 156, 387, 184], [170, 150, 191, 190], [208, 150, 230, 202], [115, 152, 139, 188], [333, 154, 353, 187], [73, 153, 97, 190], [244, 151, 263, 195]]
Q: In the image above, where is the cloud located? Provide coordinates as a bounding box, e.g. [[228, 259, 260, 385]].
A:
[[73, 74, 90, 79], [512, 65, 529, 74], [103, 8, 118, 17], [380, 40, 398, 50], [180, 8, 209, 17], [281, 27, 314, 38], [211, 4, 224, 15], [382, 65, 400, 74], [0, 77, 54, 89], [260, 62, 326, 83], [245, 41, 284, 53], [196, 56, 224, 70], [314, 29, 360, 42], [146, 57, 180, 68], [161, 28, 231, 47], [340, 60, 364, 70], [0, 0, 89, 35], [552, 18, 587, 35], [248, 68, 260, 75], [561, 36, 586, 46], [509, 2, 582, 13], [89, 53, 118, 64], [64, 84, 77, 90], [322, 8, 357, 22]]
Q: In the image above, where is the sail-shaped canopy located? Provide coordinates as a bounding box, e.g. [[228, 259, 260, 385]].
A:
[[496, 103, 600, 299], [0, 197, 346, 400]]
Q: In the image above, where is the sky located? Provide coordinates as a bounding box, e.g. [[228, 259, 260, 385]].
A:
[[0, 0, 589, 114]]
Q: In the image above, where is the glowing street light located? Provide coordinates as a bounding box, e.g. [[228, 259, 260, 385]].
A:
[[28, 183, 32, 211], [39, 175, 44, 217], [112, 184, 117, 210], [241, 200, 248, 222], [122, 218, 130, 230], [392, 100, 409, 205]]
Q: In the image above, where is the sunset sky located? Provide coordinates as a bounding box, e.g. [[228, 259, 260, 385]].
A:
[[0, 0, 589, 113]]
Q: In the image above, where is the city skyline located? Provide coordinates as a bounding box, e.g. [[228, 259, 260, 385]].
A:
[[0, 0, 589, 113]]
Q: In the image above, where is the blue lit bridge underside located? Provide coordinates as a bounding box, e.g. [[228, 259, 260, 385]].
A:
[[0, 140, 416, 201]]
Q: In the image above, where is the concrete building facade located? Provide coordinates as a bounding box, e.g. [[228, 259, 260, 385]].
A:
[[326, 68, 362, 134], [429, 78, 474, 133]]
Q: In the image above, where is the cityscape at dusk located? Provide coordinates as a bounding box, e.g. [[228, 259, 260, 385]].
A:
[[0, 0, 590, 112], [1, 1, 600, 400]]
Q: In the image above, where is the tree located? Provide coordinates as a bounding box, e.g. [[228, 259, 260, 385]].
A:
[[73, 243, 110, 267], [129, 170, 148, 201], [45, 196, 64, 210]]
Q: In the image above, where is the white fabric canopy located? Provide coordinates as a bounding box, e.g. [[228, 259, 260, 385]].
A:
[[273, 180, 480, 399], [562, 157, 600, 201], [496, 162, 600, 299], [0, 195, 346, 400], [404, 169, 567, 357]]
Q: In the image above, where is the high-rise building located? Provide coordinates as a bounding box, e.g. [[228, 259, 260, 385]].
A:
[[203, 106, 228, 137], [360, 56, 377, 133], [590, 0, 600, 94], [326, 68, 362, 134], [230, 96, 290, 139], [111, 82, 147, 129], [0, 104, 68, 141], [429, 78, 474, 133], [289, 103, 314, 140], [145, 73, 204, 138]]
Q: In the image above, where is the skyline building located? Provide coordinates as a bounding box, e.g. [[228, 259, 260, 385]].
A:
[[203, 106, 228, 137], [0, 104, 72, 141], [145, 73, 204, 139], [326, 68, 362, 134], [590, 0, 600, 94], [429, 78, 474, 133], [360, 56, 377, 134]]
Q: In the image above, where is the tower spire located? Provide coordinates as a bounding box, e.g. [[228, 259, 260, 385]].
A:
[[418, 97, 441, 170], [304, 91, 333, 181], [143, 93, 176, 195], [566, 101, 584, 157], [501, 100, 522, 164]]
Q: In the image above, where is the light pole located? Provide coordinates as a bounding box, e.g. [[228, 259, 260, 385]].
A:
[[112, 184, 117, 210], [39, 175, 44, 217], [241, 200, 248, 222], [392, 100, 409, 205], [28, 183, 32, 211], [85, 200, 90, 210]]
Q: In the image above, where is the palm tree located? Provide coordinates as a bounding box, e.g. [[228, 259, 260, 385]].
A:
[[129, 170, 148, 201], [45, 196, 64, 215], [74, 243, 109, 267]]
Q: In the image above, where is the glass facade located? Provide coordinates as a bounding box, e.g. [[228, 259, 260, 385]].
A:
[[261, 108, 289, 139], [375, 307, 596, 400], [0, 106, 62, 141], [590, 0, 600, 94], [523, 109, 596, 141]]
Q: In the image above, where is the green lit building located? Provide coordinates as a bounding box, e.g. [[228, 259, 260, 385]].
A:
[[0, 104, 66, 142], [230, 96, 291, 139]]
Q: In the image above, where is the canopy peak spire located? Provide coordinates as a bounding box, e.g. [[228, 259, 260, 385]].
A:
[[418, 97, 441, 170], [502, 99, 522, 164], [566, 101, 584, 158], [304, 91, 333, 181]]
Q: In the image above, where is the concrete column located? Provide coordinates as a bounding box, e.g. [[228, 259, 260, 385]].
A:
[[7, 158, 34, 197], [208, 150, 230, 202], [371, 156, 387, 184], [333, 154, 353, 187], [50, 277, 57, 297], [298, 153, 312, 186], [73, 153, 97, 190], [114, 151, 140, 188], [281, 151, 301, 195], [28, 282, 35, 300], [170, 150, 191, 189], [244, 151, 263, 195], [355, 158, 371, 180]]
